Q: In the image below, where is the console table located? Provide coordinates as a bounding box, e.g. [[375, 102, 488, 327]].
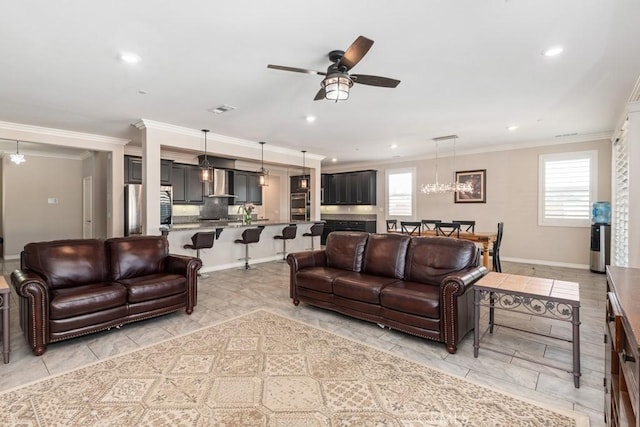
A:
[[605, 266, 640, 426], [473, 272, 581, 387], [0, 276, 10, 363]]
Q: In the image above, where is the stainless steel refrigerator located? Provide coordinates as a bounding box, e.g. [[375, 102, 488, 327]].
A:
[[125, 184, 143, 235], [125, 184, 173, 236]]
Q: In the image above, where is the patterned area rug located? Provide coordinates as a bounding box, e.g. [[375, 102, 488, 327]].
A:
[[1, 310, 589, 426]]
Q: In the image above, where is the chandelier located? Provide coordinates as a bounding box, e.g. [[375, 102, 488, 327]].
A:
[[10, 140, 26, 165], [420, 135, 472, 194]]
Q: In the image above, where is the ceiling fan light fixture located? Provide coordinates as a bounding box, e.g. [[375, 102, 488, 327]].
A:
[[323, 73, 353, 101], [10, 141, 26, 165]]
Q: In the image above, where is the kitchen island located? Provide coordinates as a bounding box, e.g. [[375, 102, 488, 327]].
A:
[[162, 220, 319, 273]]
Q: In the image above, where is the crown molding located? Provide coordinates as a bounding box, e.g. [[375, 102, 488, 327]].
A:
[[324, 131, 614, 171], [132, 118, 324, 161], [0, 120, 129, 145]]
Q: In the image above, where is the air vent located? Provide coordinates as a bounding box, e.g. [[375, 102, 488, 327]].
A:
[[209, 104, 236, 115], [432, 134, 458, 141], [554, 132, 578, 138]]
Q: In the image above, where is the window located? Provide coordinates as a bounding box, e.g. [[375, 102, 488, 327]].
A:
[[387, 168, 415, 217], [538, 150, 597, 227]]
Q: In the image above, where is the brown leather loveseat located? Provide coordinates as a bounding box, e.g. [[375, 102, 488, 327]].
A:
[[287, 231, 487, 353], [10, 235, 202, 356]]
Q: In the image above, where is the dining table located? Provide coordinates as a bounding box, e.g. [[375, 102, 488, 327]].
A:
[[389, 229, 498, 270]]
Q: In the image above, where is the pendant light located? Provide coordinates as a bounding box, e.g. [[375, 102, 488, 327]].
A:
[[199, 129, 213, 184], [300, 150, 308, 189], [420, 135, 472, 194], [257, 141, 269, 186], [10, 140, 26, 165]]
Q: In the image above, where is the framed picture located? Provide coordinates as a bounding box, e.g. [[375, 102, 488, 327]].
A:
[[454, 169, 486, 203]]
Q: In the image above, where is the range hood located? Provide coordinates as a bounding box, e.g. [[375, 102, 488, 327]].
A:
[[208, 169, 236, 198]]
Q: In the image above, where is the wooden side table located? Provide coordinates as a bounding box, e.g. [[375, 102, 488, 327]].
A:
[[473, 272, 581, 387], [0, 276, 9, 363]]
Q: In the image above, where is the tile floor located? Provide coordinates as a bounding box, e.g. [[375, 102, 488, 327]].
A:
[[0, 258, 607, 426]]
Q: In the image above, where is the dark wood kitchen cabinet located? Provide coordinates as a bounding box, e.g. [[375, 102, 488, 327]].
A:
[[171, 163, 204, 204], [320, 219, 376, 244], [321, 170, 376, 205], [124, 155, 173, 185], [232, 171, 262, 205]]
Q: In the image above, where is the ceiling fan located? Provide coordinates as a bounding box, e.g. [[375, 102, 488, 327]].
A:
[[267, 35, 401, 101]]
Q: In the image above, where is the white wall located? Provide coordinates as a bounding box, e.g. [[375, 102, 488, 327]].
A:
[[3, 155, 84, 256], [323, 138, 612, 268]]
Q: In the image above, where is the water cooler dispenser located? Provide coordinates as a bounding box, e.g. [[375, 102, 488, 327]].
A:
[[589, 201, 611, 273]]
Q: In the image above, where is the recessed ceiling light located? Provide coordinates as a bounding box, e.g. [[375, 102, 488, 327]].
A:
[[305, 115, 316, 123], [331, 158, 337, 162], [390, 143, 398, 149], [543, 46, 563, 57], [120, 52, 141, 64], [506, 125, 519, 131]]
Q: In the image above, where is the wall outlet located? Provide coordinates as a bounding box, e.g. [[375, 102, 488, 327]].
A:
[[47, 198, 59, 204]]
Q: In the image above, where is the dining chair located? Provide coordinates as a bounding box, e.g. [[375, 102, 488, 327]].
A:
[[482, 222, 504, 272], [421, 219, 441, 231], [435, 222, 461, 238], [400, 221, 422, 236], [452, 220, 476, 233], [386, 219, 398, 232]]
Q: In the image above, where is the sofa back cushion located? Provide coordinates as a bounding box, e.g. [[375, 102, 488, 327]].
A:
[[23, 239, 106, 289], [363, 233, 411, 279], [106, 236, 168, 280], [325, 231, 369, 272], [405, 237, 478, 285]]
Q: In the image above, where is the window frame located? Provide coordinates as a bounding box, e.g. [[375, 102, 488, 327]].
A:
[[538, 150, 597, 227], [386, 167, 416, 218]]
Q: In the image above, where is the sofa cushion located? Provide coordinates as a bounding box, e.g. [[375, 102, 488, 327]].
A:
[[118, 273, 187, 303], [23, 239, 107, 289], [325, 232, 369, 272], [333, 272, 401, 304], [380, 281, 441, 319], [362, 233, 411, 279], [106, 236, 169, 281], [296, 267, 349, 293], [404, 237, 478, 286], [49, 282, 128, 319]]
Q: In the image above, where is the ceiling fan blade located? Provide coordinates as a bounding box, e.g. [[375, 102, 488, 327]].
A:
[[314, 87, 326, 101], [339, 36, 374, 71], [351, 74, 401, 88], [267, 64, 326, 76]]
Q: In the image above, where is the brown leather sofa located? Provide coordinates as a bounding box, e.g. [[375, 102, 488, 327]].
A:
[[10, 235, 202, 356], [287, 231, 487, 353]]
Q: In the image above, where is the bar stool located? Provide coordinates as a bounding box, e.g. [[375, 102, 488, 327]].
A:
[[302, 222, 324, 250], [274, 224, 297, 260], [183, 231, 216, 277], [234, 227, 264, 270]]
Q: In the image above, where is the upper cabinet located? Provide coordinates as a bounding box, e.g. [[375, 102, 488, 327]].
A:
[[232, 171, 262, 205], [171, 163, 204, 204], [321, 170, 376, 205], [124, 155, 173, 185]]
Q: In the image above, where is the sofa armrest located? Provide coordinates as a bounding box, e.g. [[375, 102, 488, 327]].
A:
[[164, 254, 202, 313], [441, 266, 488, 297], [286, 250, 327, 272], [10, 269, 51, 356]]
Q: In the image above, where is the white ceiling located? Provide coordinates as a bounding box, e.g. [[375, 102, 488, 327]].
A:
[[1, 1, 639, 166]]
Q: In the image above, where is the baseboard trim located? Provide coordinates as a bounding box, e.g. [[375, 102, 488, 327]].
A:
[[502, 256, 589, 270]]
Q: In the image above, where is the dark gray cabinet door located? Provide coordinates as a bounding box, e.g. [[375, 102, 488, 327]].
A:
[[233, 171, 262, 205], [171, 164, 204, 204], [125, 156, 173, 186]]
